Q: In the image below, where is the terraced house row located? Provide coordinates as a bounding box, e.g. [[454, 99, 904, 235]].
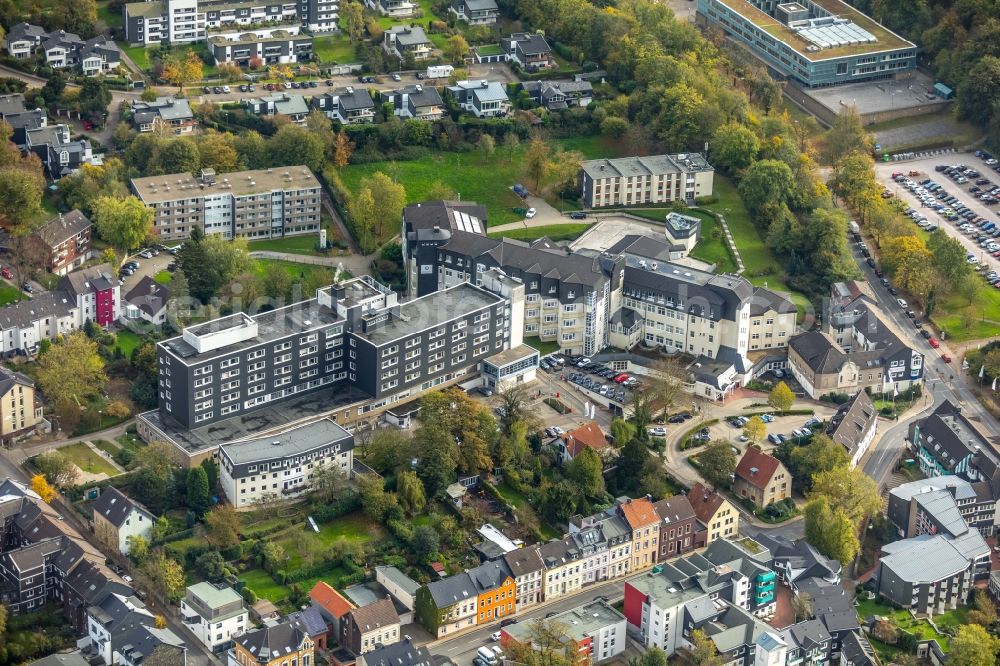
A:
[[414, 493, 739, 637]]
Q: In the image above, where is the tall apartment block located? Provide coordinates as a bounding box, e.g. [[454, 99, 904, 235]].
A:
[[124, 0, 338, 46], [130, 167, 321, 241], [141, 274, 519, 462]]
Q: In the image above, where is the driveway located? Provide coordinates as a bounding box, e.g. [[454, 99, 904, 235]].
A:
[[487, 197, 565, 232], [117, 251, 172, 293]]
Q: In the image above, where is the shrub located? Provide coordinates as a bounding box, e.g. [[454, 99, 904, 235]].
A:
[[820, 392, 851, 404], [695, 195, 719, 205], [544, 397, 569, 414]]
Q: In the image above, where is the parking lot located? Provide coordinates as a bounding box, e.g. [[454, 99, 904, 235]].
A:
[[875, 152, 1000, 277]]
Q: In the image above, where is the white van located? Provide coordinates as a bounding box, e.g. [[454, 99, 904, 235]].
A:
[[477, 647, 498, 664]]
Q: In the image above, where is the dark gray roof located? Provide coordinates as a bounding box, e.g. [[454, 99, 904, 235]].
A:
[[61, 263, 116, 298], [0, 289, 75, 330], [508, 32, 551, 55], [622, 257, 753, 322], [753, 533, 840, 583], [386, 25, 430, 46], [0, 366, 33, 396], [425, 572, 477, 609], [130, 97, 192, 122], [404, 200, 487, 235], [114, 625, 185, 664], [235, 617, 310, 660], [468, 559, 512, 592], [7, 22, 47, 43], [839, 631, 877, 666], [286, 606, 327, 637], [26, 653, 90, 666], [913, 400, 991, 473], [91, 487, 152, 529], [826, 390, 876, 455], [125, 276, 170, 317], [347, 597, 399, 632], [606, 235, 681, 261], [455, 0, 497, 10], [383, 84, 445, 110], [360, 639, 432, 666], [652, 494, 696, 525], [788, 619, 831, 649], [750, 286, 796, 316], [503, 545, 544, 577]]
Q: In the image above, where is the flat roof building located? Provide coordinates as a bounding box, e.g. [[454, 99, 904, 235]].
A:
[[696, 0, 917, 87], [579, 153, 715, 208]]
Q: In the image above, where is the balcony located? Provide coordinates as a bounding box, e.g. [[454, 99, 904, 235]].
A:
[[757, 571, 776, 583], [755, 590, 774, 604]]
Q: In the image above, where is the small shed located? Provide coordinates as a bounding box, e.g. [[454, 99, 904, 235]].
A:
[[933, 82, 954, 100], [446, 483, 467, 508]]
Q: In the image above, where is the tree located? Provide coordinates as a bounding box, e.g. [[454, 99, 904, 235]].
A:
[[144, 553, 186, 602], [204, 505, 241, 548], [710, 122, 760, 173], [810, 466, 882, 526], [698, 441, 737, 489], [340, 1, 365, 41], [630, 648, 667, 666], [738, 159, 795, 215], [160, 138, 200, 175], [478, 133, 496, 163], [539, 480, 579, 524], [613, 437, 648, 495], [35, 450, 79, 487], [127, 534, 150, 564], [685, 628, 723, 666], [742, 416, 765, 446], [92, 196, 154, 267], [268, 124, 325, 172], [948, 624, 1000, 666], [525, 138, 550, 192], [966, 590, 998, 627], [261, 261, 292, 301], [186, 465, 210, 515], [348, 186, 377, 253], [36, 332, 107, 406], [361, 171, 406, 244], [396, 470, 426, 515], [787, 434, 849, 490], [195, 550, 226, 582], [504, 132, 520, 164], [610, 418, 636, 448], [792, 592, 813, 622], [565, 447, 605, 498], [162, 50, 203, 91], [880, 235, 934, 296], [928, 229, 971, 283], [359, 474, 395, 522], [410, 524, 440, 562], [0, 167, 43, 228], [495, 383, 539, 436], [31, 474, 55, 503], [332, 131, 353, 168], [443, 34, 470, 65], [260, 540, 286, 573], [768, 381, 795, 413], [821, 106, 873, 164], [804, 496, 860, 564], [361, 429, 412, 474]]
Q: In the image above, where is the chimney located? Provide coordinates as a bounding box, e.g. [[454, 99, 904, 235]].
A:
[[59, 212, 65, 228]]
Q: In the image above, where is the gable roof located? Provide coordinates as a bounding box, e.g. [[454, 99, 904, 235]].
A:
[[734, 447, 784, 490], [236, 617, 310, 659], [688, 482, 730, 524], [826, 390, 877, 455], [618, 497, 660, 530], [560, 421, 608, 458], [34, 210, 92, 248], [125, 275, 170, 317], [652, 494, 696, 526], [61, 263, 115, 298], [425, 572, 477, 608], [469, 559, 512, 592], [0, 366, 33, 396], [347, 597, 399, 633], [91, 487, 153, 529], [310, 581, 355, 619], [286, 606, 328, 637], [360, 638, 432, 666], [503, 545, 544, 578]]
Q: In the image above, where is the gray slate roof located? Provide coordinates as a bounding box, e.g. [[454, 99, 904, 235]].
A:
[[91, 487, 153, 529], [125, 276, 171, 318], [360, 639, 432, 666], [826, 390, 876, 456], [34, 210, 92, 248], [235, 617, 310, 660], [425, 572, 477, 609], [0, 366, 33, 396], [0, 290, 75, 330]]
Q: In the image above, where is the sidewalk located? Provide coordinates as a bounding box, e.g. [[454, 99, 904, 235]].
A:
[[12, 420, 135, 464]]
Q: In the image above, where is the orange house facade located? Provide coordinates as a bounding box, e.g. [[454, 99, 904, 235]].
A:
[[471, 560, 517, 624]]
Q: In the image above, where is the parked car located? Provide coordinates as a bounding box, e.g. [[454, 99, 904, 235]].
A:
[[942, 353, 952, 363], [21, 282, 32, 293], [929, 337, 940, 348], [649, 427, 667, 437], [0, 267, 11, 280], [499, 618, 517, 627], [490, 632, 502, 642], [525, 208, 537, 219], [569, 211, 587, 219]]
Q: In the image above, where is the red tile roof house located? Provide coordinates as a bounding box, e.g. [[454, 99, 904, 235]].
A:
[[732, 447, 791, 508], [557, 421, 611, 465], [311, 581, 356, 640]]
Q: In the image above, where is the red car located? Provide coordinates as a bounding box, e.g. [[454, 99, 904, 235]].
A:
[[942, 353, 952, 363], [0, 267, 11, 280], [613, 373, 630, 383], [929, 337, 940, 348]]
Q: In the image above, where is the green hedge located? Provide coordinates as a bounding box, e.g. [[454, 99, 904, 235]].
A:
[[679, 419, 719, 450], [544, 397, 569, 414], [742, 408, 815, 417]]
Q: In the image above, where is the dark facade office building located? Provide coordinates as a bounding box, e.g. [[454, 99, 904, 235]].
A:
[[149, 275, 509, 452]]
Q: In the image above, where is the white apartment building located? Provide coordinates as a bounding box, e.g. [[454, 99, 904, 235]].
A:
[[219, 418, 354, 509], [539, 538, 584, 601], [180, 582, 248, 653], [579, 154, 715, 208]]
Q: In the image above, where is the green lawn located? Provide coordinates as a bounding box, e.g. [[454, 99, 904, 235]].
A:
[[489, 223, 592, 243], [153, 270, 173, 285], [0, 281, 23, 307], [854, 599, 954, 651], [552, 136, 633, 161], [93, 440, 120, 456], [524, 336, 560, 356], [699, 176, 812, 317], [96, 0, 122, 28], [340, 151, 529, 226], [114, 330, 143, 358], [58, 443, 120, 477], [933, 286, 1000, 342], [248, 233, 328, 256], [496, 483, 560, 540], [240, 568, 291, 603], [117, 42, 152, 70], [476, 44, 505, 56], [252, 259, 338, 284], [312, 34, 358, 64], [374, 0, 449, 30]]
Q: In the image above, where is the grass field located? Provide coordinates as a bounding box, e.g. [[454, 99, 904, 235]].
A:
[[93, 440, 120, 456], [96, 0, 122, 28], [153, 271, 172, 285], [248, 233, 327, 256], [552, 135, 633, 161], [252, 258, 338, 284], [312, 34, 358, 64], [59, 443, 120, 477], [239, 568, 290, 602], [488, 223, 592, 243], [340, 151, 528, 226], [375, 0, 448, 31], [476, 44, 504, 56], [699, 177, 812, 317], [854, 599, 956, 651], [0, 282, 23, 307], [114, 330, 143, 358], [933, 286, 1000, 342], [524, 336, 560, 356]]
